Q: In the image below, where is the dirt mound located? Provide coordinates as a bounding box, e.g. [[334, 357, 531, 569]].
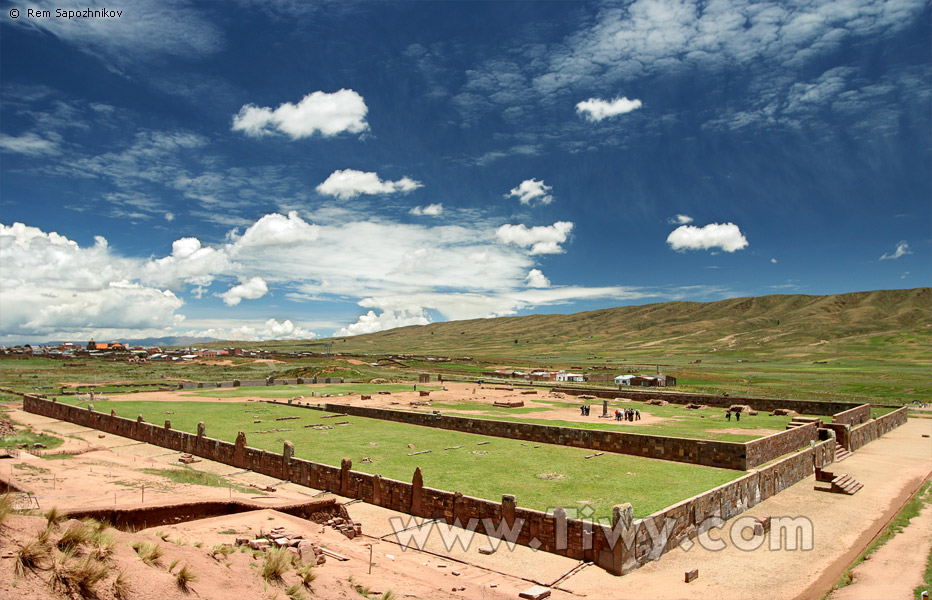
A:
[[684, 403, 710, 410], [647, 399, 669, 406], [728, 404, 754, 413]]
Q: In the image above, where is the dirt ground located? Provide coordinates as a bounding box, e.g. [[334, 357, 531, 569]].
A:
[[827, 500, 932, 600], [94, 382, 675, 428], [2, 396, 929, 600]]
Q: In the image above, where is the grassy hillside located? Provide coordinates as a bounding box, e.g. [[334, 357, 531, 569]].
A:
[[264, 288, 931, 363]]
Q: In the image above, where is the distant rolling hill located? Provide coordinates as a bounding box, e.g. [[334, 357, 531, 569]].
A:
[[295, 288, 931, 361]]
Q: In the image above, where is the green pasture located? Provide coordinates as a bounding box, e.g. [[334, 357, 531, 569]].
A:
[[58, 398, 742, 519], [188, 383, 441, 399]]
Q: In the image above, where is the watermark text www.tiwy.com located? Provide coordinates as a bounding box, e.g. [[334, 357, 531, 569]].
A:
[[388, 511, 814, 556]]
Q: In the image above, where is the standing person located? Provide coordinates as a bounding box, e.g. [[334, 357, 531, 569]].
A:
[[726, 411, 731, 422], [636, 409, 640, 421], [736, 411, 741, 422]]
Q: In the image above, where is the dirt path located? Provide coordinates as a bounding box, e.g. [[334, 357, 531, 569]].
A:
[[826, 496, 932, 600], [561, 417, 932, 600]]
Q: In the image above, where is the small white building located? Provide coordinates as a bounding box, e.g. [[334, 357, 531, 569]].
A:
[[556, 371, 585, 382], [614, 375, 635, 386]]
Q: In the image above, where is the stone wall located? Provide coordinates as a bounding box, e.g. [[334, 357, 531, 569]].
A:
[[848, 407, 908, 451], [176, 376, 343, 390], [832, 404, 870, 427], [19, 395, 901, 576], [744, 422, 819, 468], [552, 386, 863, 417], [311, 402, 754, 470]]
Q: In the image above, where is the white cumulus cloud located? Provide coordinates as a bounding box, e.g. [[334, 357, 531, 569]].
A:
[[232, 89, 369, 139], [409, 203, 444, 216], [184, 318, 315, 342], [220, 277, 268, 306], [879, 241, 911, 260], [0, 222, 184, 339], [335, 309, 430, 336], [576, 97, 643, 122], [525, 269, 551, 288], [496, 222, 574, 255], [316, 169, 423, 199], [667, 222, 749, 253], [505, 179, 554, 205]]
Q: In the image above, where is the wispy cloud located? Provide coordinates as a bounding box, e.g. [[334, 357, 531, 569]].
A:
[[0, 133, 60, 156], [6, 0, 224, 66], [409, 204, 444, 216], [880, 240, 912, 260], [668, 214, 694, 225]]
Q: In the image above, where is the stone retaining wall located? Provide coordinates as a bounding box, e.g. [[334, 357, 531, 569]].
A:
[[309, 402, 757, 470], [848, 407, 908, 451], [552, 386, 863, 417], [21, 395, 903, 576], [832, 404, 871, 427]]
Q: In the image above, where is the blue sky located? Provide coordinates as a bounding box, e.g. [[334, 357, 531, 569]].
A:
[[1, 0, 929, 344]]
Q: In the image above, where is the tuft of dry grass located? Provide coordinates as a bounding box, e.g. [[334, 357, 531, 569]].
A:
[[211, 543, 234, 560], [261, 547, 291, 583], [50, 550, 108, 597], [296, 563, 317, 588], [286, 582, 308, 600], [57, 520, 94, 552], [131, 540, 164, 566], [175, 563, 197, 593], [44, 506, 64, 529], [0, 492, 14, 527], [14, 537, 50, 577], [112, 569, 131, 600]]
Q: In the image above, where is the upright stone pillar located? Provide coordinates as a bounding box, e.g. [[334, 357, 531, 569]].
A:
[[553, 507, 568, 550], [411, 467, 423, 515], [501, 494, 517, 528], [233, 431, 247, 468], [340, 458, 352, 496], [602, 400, 608, 417], [282, 441, 294, 481], [372, 474, 382, 506]]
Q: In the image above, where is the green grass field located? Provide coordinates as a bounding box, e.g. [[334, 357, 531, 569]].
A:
[[58, 397, 742, 519]]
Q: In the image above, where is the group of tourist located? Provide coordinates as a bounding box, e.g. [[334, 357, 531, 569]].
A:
[[579, 405, 591, 416], [726, 410, 741, 421], [615, 408, 640, 421]]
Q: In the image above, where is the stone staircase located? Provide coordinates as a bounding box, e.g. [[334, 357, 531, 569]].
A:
[[833, 442, 852, 462], [786, 416, 822, 429], [815, 469, 862, 495]]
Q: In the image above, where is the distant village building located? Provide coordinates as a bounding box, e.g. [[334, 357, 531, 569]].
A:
[[616, 374, 676, 387]]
